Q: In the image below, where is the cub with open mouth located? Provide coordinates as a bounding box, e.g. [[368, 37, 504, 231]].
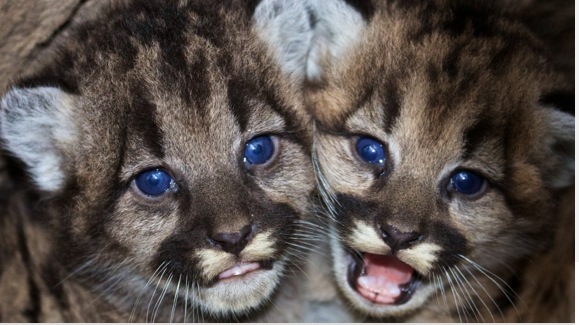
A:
[[254, 0, 575, 322], [315, 1, 574, 322]]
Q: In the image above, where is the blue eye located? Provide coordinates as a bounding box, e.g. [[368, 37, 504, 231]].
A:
[[450, 170, 485, 195], [135, 169, 175, 196], [244, 135, 275, 165], [356, 137, 386, 165]]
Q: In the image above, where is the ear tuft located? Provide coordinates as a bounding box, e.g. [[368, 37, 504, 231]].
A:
[[1, 87, 78, 192], [541, 107, 574, 189], [253, 0, 367, 85]]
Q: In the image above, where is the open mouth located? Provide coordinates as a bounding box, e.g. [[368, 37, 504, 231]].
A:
[[216, 260, 274, 282], [347, 251, 421, 305]]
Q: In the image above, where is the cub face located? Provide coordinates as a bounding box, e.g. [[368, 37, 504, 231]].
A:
[[253, 0, 575, 321], [0, 0, 314, 321], [305, 1, 574, 320]]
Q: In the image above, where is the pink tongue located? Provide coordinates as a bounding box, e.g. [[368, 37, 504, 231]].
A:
[[355, 254, 414, 304]]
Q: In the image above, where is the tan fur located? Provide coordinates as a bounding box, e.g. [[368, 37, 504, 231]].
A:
[[397, 243, 442, 276], [0, 0, 324, 322], [307, 0, 574, 322], [349, 221, 389, 255]]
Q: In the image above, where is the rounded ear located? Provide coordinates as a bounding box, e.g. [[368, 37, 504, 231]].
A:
[[540, 107, 574, 189], [1, 87, 78, 192], [253, 0, 368, 86]]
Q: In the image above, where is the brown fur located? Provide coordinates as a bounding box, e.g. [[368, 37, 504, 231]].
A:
[[0, 0, 108, 94], [307, 0, 574, 322], [0, 0, 321, 321]]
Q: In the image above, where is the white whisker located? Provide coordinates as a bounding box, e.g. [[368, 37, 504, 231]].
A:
[[153, 272, 173, 322], [130, 261, 168, 322], [55, 258, 95, 287], [455, 265, 497, 322], [170, 274, 182, 323], [443, 266, 464, 323], [146, 265, 168, 323], [183, 276, 189, 323], [459, 255, 521, 317], [437, 274, 451, 316], [449, 266, 481, 322]]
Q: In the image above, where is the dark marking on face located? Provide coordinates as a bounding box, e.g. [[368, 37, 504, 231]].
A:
[[462, 115, 494, 160], [226, 63, 306, 144], [227, 78, 252, 132], [155, 232, 206, 283], [382, 79, 401, 134], [354, 83, 375, 115], [429, 221, 468, 266], [183, 48, 213, 112], [262, 86, 296, 132], [333, 193, 378, 234], [128, 84, 165, 159], [442, 46, 462, 79], [258, 201, 302, 255]]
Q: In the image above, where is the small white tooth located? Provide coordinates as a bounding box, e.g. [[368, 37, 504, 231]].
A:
[[357, 276, 375, 290], [232, 267, 243, 276], [218, 262, 262, 280], [383, 282, 401, 296], [375, 276, 386, 287], [357, 275, 402, 297]]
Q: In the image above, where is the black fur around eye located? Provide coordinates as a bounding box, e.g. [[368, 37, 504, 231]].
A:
[[449, 170, 485, 196]]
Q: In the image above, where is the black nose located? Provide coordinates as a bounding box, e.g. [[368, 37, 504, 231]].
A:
[[381, 224, 422, 252], [209, 224, 256, 256]]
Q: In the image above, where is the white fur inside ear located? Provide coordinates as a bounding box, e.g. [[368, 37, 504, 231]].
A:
[[1, 87, 78, 192], [253, 0, 366, 83], [542, 108, 575, 189]]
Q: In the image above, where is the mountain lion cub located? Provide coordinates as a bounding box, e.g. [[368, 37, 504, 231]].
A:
[[256, 0, 574, 322], [0, 0, 318, 322]]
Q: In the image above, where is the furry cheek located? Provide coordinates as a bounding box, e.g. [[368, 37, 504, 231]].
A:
[[448, 191, 513, 246]]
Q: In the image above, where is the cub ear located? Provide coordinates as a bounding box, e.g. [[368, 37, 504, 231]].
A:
[[253, 0, 368, 85], [541, 107, 575, 189], [1, 87, 78, 192]]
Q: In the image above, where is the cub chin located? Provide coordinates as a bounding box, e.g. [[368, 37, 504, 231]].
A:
[[0, 0, 316, 322], [256, 0, 574, 322]]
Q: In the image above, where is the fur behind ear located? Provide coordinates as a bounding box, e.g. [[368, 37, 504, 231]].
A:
[[1, 87, 78, 192], [253, 0, 367, 85], [541, 107, 574, 189]]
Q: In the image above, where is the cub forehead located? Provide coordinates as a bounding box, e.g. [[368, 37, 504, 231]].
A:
[[316, 0, 550, 129]]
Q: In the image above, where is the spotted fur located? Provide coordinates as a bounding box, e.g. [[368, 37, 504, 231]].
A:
[[258, 0, 575, 322], [0, 0, 319, 322]]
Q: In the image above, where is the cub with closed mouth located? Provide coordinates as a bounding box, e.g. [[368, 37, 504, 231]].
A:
[[0, 0, 317, 322]]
